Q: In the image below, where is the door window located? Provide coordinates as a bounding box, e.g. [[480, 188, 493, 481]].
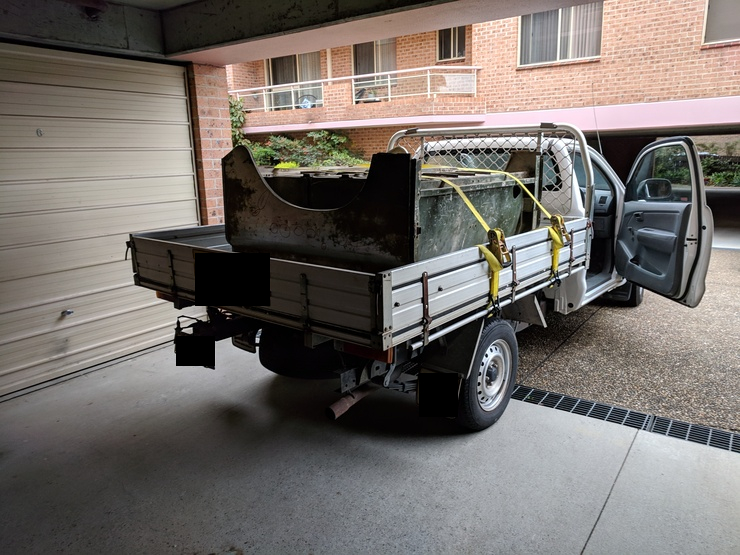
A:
[[574, 153, 612, 191], [268, 55, 297, 110], [626, 144, 693, 203]]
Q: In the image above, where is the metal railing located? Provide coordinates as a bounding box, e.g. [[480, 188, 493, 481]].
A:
[[229, 66, 480, 112]]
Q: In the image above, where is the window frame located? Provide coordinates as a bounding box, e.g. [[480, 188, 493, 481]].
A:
[[352, 39, 398, 98], [264, 52, 322, 111], [437, 26, 467, 61], [266, 53, 321, 87], [352, 39, 397, 76], [518, 1, 603, 67], [702, 0, 740, 45]]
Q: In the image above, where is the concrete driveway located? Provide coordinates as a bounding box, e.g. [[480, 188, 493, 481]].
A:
[[519, 246, 740, 433], [1, 341, 738, 554], [1, 199, 738, 554]]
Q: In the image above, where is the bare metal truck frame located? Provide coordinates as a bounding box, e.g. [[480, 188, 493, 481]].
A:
[[127, 123, 713, 431]]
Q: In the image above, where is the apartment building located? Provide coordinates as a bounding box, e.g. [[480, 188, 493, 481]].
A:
[[227, 0, 740, 175]]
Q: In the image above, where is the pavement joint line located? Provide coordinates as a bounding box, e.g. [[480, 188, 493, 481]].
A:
[[579, 431, 639, 555]]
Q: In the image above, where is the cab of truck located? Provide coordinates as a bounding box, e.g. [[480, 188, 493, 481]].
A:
[[415, 128, 713, 311]]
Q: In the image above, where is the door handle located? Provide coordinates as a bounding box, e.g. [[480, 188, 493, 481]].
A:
[[634, 212, 644, 222]]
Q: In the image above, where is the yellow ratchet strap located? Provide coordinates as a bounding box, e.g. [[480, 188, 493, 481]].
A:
[[478, 228, 511, 305], [432, 177, 492, 232], [547, 214, 572, 284], [426, 167, 572, 286], [477, 243, 503, 305]]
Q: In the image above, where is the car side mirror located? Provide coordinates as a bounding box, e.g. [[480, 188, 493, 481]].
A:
[[636, 178, 672, 201]]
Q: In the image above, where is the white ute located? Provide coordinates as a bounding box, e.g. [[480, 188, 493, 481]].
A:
[[128, 123, 713, 431]]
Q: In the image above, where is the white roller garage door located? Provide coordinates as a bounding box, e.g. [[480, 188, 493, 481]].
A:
[[0, 43, 200, 396]]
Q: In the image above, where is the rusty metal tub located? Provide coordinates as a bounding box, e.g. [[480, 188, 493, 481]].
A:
[[223, 146, 524, 273]]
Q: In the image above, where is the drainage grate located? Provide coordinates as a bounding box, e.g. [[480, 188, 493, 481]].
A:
[[512, 385, 739, 453], [649, 416, 740, 452]]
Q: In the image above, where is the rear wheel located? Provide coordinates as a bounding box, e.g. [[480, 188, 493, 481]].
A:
[[457, 319, 518, 431]]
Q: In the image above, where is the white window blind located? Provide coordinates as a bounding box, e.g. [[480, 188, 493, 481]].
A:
[[267, 52, 322, 109], [520, 2, 603, 66], [353, 39, 397, 75], [704, 0, 740, 43]]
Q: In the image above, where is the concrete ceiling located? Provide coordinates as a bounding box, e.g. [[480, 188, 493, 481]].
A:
[[162, 0, 592, 65], [2, 0, 590, 65], [102, 0, 188, 8], [109, 0, 189, 8]]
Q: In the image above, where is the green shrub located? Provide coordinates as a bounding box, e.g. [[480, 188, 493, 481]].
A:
[[274, 161, 300, 169], [229, 96, 248, 148], [228, 97, 366, 166], [246, 131, 366, 167], [708, 170, 740, 187], [701, 155, 740, 187]]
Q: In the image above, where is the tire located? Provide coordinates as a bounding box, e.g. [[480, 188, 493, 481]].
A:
[[457, 319, 518, 431], [624, 283, 644, 307]]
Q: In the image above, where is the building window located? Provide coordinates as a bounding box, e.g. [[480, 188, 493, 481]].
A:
[[353, 39, 397, 100], [519, 1, 603, 66], [353, 38, 397, 76], [266, 51, 322, 110], [704, 0, 740, 44], [438, 26, 466, 60]]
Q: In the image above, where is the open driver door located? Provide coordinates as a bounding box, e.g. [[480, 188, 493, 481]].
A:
[[615, 137, 713, 308]]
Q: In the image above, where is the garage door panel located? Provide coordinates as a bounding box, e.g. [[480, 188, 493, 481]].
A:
[[0, 200, 199, 247], [0, 285, 162, 346], [0, 329, 172, 397], [0, 82, 190, 122], [1, 234, 140, 282], [0, 60, 186, 96], [0, 44, 201, 395], [0, 261, 132, 312], [0, 117, 193, 149], [0, 150, 196, 182], [0, 304, 205, 397], [0, 175, 197, 215], [0, 45, 187, 96], [0, 302, 176, 371]]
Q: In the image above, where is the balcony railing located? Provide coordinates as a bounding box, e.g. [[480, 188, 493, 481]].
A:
[[229, 66, 481, 112]]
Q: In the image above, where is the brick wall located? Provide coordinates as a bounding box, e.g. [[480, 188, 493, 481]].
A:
[[227, 61, 264, 91], [472, 0, 739, 113], [226, 0, 739, 156], [345, 126, 409, 157], [188, 64, 232, 225]]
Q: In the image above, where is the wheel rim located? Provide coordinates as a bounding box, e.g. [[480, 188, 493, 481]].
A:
[[476, 338, 512, 412]]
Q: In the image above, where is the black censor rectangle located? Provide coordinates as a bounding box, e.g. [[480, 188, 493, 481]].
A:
[[175, 334, 215, 368], [418, 372, 459, 417], [194, 252, 270, 307]]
